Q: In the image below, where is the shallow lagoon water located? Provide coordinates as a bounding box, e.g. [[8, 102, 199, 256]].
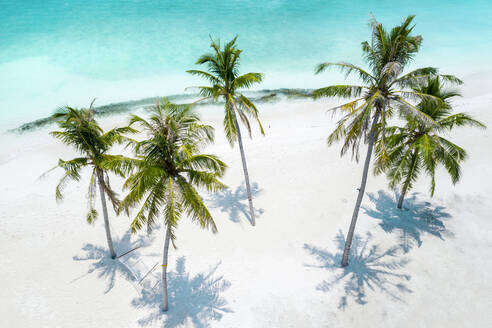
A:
[[1, 0, 492, 127]]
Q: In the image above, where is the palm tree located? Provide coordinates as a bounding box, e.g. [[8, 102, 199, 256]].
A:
[[375, 76, 486, 209], [187, 36, 264, 226], [50, 102, 135, 259], [313, 15, 441, 267], [115, 99, 227, 312]]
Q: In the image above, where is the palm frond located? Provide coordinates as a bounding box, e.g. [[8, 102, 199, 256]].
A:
[[315, 62, 375, 84], [223, 103, 238, 145], [236, 94, 265, 135], [394, 96, 438, 126], [391, 67, 438, 88], [440, 74, 464, 85], [232, 72, 263, 90], [186, 69, 222, 84], [438, 113, 486, 130], [313, 85, 367, 99], [176, 177, 218, 233]]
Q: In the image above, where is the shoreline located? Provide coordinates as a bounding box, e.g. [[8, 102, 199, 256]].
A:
[[7, 88, 312, 133]]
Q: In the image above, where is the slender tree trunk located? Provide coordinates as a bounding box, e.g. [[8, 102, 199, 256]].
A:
[[161, 228, 171, 312], [341, 111, 381, 267], [397, 190, 406, 209], [397, 150, 418, 209], [97, 170, 116, 259], [233, 116, 256, 226]]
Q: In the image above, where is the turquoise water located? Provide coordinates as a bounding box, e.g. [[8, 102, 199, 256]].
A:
[[1, 0, 492, 127]]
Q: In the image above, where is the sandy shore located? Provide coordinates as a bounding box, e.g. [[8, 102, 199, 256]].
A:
[[1, 78, 491, 327]]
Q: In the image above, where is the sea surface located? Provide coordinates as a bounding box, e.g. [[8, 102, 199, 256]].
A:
[[1, 0, 492, 128]]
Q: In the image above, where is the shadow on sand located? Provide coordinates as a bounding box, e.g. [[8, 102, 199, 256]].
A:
[[207, 182, 264, 224], [304, 230, 412, 309], [132, 257, 232, 327], [363, 190, 452, 253], [72, 229, 153, 293]]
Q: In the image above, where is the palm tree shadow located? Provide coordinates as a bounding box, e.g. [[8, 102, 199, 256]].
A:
[[207, 182, 264, 224], [304, 230, 412, 309], [132, 257, 232, 327], [72, 229, 153, 293], [363, 190, 452, 253]]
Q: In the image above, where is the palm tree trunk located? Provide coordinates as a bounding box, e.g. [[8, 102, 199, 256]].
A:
[[161, 228, 171, 312], [397, 190, 406, 209], [341, 111, 380, 267], [397, 150, 418, 209], [97, 170, 116, 259], [233, 116, 256, 226]]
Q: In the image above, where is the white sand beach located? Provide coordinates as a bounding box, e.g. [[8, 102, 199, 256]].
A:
[[1, 73, 491, 327]]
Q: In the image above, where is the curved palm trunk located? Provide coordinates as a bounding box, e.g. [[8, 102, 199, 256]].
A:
[[97, 170, 116, 259], [341, 111, 380, 267], [161, 228, 171, 312], [233, 116, 256, 226], [397, 150, 419, 209]]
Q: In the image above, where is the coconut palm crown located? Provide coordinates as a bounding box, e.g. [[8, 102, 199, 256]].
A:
[[50, 102, 136, 258], [314, 15, 446, 161], [187, 36, 263, 226], [374, 76, 486, 209]]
